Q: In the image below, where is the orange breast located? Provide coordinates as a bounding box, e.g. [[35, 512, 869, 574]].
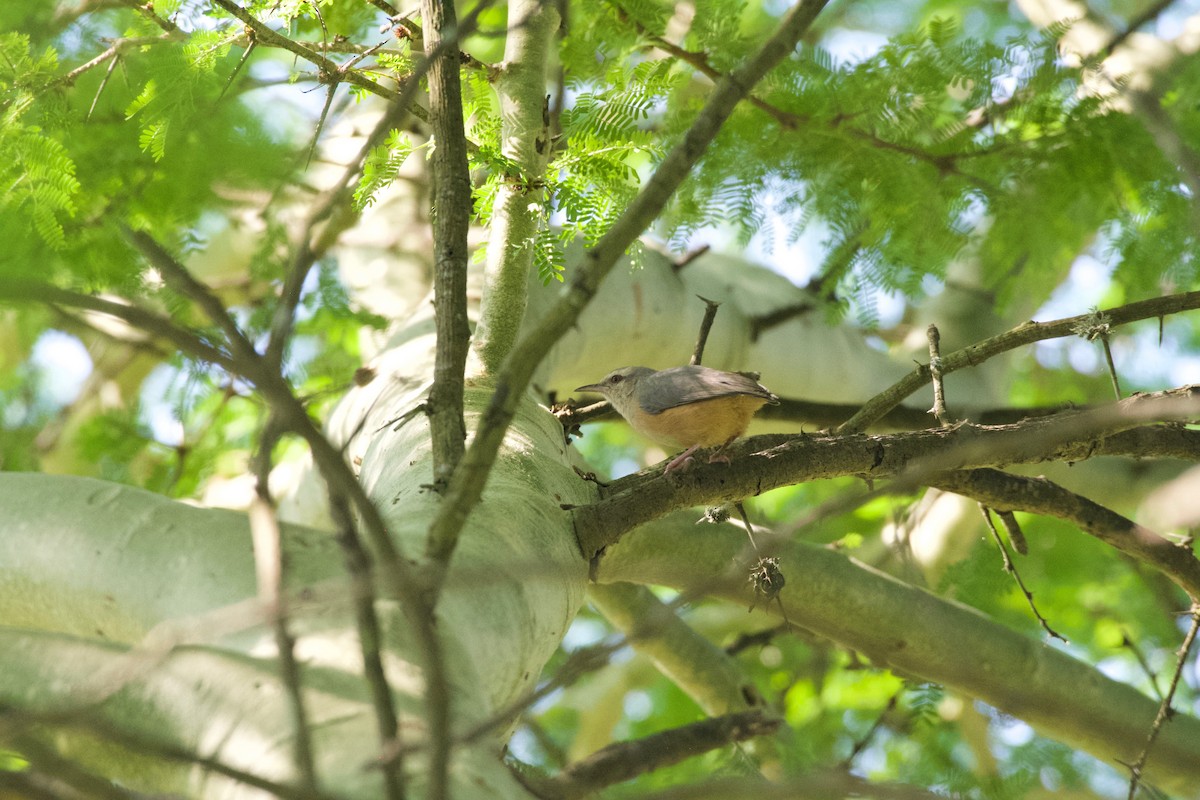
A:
[[630, 395, 771, 449]]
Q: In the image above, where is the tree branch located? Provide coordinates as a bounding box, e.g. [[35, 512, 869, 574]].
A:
[[112, 235, 448, 798], [0, 700, 345, 800], [574, 386, 1200, 557], [543, 710, 780, 799], [421, 0, 473, 504], [837, 291, 1200, 435], [327, 493, 406, 800], [209, 0, 422, 112], [473, 0, 560, 373], [0, 277, 236, 371], [608, 0, 991, 182], [249, 418, 319, 792], [263, 2, 490, 373]]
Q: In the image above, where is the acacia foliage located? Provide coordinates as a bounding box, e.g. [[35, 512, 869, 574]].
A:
[[6, 2, 1196, 301]]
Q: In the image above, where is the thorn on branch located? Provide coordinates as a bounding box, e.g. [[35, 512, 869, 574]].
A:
[[218, 38, 256, 101], [1121, 632, 1163, 701], [690, 295, 721, 366]]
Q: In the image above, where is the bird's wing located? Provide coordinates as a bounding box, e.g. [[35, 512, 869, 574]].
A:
[[640, 367, 777, 414]]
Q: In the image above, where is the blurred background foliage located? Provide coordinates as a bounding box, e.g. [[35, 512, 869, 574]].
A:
[[3, 0, 1200, 797]]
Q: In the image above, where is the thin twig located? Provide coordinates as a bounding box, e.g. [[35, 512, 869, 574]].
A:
[[689, 296, 721, 366], [218, 39, 256, 100], [0, 277, 237, 371], [608, 0, 992, 182], [732, 501, 760, 554], [250, 416, 319, 792], [85, 56, 120, 121], [114, 232, 439, 800], [262, 0, 493, 376], [119, 0, 179, 32], [265, 51, 420, 369], [419, 637, 625, 754], [7, 735, 138, 800], [673, 243, 710, 270], [1101, 0, 1181, 60], [305, 82, 340, 169], [124, 228, 261, 364], [55, 34, 179, 88], [210, 0, 419, 111], [364, 0, 401, 17], [980, 505, 1067, 642], [841, 691, 900, 768], [1102, 335, 1124, 399], [0, 704, 344, 800], [447, 580, 739, 755], [1127, 605, 1200, 799], [328, 493, 407, 800], [1122, 631, 1164, 701]]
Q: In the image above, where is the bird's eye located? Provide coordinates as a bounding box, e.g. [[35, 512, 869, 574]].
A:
[[609, 375, 623, 384]]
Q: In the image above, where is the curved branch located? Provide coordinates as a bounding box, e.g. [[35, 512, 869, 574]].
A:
[[0, 277, 236, 371]]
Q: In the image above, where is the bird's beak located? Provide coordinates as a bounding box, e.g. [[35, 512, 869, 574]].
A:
[[575, 382, 604, 394]]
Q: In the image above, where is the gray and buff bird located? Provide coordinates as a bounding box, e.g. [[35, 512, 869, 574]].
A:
[[575, 365, 779, 473]]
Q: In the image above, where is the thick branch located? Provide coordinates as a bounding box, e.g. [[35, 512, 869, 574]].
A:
[[837, 291, 1200, 434], [574, 386, 1200, 557], [422, 0, 472, 497], [473, 0, 559, 372], [423, 0, 830, 595]]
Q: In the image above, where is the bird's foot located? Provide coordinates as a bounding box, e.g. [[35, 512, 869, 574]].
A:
[[663, 445, 700, 474]]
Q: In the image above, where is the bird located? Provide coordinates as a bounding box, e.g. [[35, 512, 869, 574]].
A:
[[575, 365, 779, 473]]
